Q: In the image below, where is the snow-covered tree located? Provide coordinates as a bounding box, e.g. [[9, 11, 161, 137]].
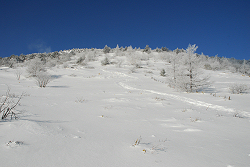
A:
[[35, 72, 51, 88], [239, 59, 250, 75], [103, 45, 111, 54], [155, 47, 162, 52], [143, 45, 151, 54], [220, 57, 233, 71], [171, 48, 181, 83], [211, 55, 221, 70], [168, 44, 210, 92], [114, 44, 122, 57], [26, 58, 46, 77], [85, 51, 96, 62], [161, 47, 170, 52]]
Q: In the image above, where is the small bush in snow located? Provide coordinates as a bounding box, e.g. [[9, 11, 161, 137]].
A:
[[132, 136, 142, 147], [229, 83, 249, 94], [101, 57, 110, 66], [233, 112, 244, 118], [75, 97, 86, 103], [36, 72, 51, 88], [160, 69, 166, 76]]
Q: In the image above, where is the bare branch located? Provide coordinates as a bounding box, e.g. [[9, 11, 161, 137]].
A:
[[0, 89, 23, 119]]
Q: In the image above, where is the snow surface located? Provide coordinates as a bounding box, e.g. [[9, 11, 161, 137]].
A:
[[1, 55, 250, 167]]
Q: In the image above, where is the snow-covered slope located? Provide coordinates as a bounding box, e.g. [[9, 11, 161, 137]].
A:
[[0, 54, 250, 167]]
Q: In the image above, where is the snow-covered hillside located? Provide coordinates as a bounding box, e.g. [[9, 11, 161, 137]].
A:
[[1, 47, 250, 167]]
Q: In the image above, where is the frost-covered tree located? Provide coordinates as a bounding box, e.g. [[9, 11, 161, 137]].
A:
[[143, 45, 151, 54], [1, 55, 18, 68], [239, 59, 250, 75], [35, 72, 51, 88], [186, 44, 199, 88], [26, 58, 46, 77], [220, 57, 235, 72], [103, 45, 111, 54], [169, 44, 210, 92], [171, 48, 181, 83], [0, 57, 3, 66], [123, 46, 128, 51], [161, 47, 170, 52], [155, 47, 162, 52], [85, 50, 96, 62], [76, 55, 86, 65], [17, 54, 26, 63], [57, 52, 72, 64], [208, 55, 221, 71], [126, 46, 141, 66], [114, 44, 122, 57], [126, 46, 134, 53]]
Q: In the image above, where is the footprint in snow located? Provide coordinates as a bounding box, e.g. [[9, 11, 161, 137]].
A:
[[64, 134, 82, 139], [183, 128, 202, 132], [173, 128, 202, 132]]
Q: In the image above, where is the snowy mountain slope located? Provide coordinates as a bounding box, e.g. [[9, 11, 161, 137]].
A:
[[0, 52, 250, 167]]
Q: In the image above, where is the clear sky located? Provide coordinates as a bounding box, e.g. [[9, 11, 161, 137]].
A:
[[1, 0, 250, 60]]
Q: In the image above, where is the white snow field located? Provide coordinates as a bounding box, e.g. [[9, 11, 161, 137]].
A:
[[1, 52, 250, 167]]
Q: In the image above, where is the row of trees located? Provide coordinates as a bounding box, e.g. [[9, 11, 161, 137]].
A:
[[1, 45, 249, 92], [102, 45, 170, 54], [1, 45, 248, 74]]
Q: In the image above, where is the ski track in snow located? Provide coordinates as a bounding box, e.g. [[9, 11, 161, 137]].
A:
[[102, 69, 249, 117]]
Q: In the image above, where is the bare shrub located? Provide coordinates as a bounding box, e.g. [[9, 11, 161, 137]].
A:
[[36, 72, 51, 88], [75, 97, 86, 103], [229, 83, 249, 94], [160, 69, 166, 76], [0, 88, 23, 119], [132, 136, 142, 147]]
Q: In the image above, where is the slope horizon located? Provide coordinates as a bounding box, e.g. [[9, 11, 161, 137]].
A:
[[0, 48, 250, 166], [1, 45, 249, 61]]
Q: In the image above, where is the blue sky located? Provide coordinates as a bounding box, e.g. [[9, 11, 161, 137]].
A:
[[1, 0, 249, 60]]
